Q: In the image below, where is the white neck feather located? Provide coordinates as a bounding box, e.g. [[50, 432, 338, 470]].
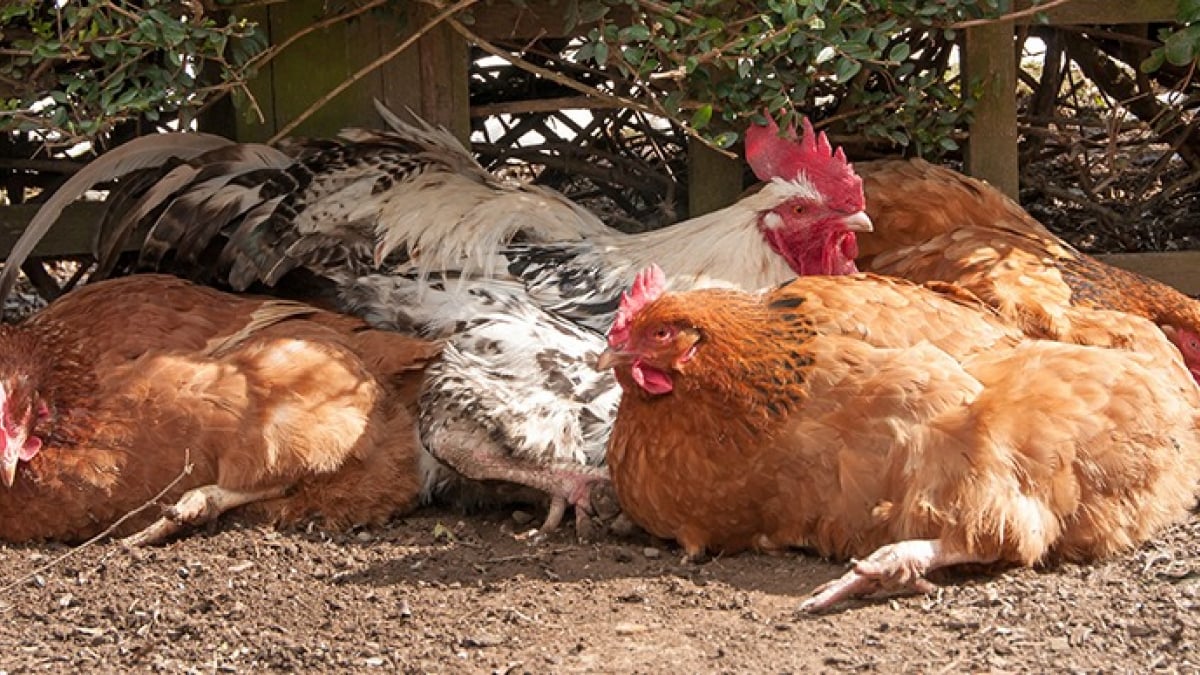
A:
[[369, 171, 611, 276], [598, 179, 811, 292]]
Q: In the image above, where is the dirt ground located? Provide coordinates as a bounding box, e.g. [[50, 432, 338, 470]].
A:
[[0, 501, 1197, 674]]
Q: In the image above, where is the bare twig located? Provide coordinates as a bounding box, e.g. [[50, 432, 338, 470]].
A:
[[192, 0, 388, 124], [246, 0, 388, 76], [950, 0, 1078, 29], [1025, 175, 1124, 226], [0, 450, 195, 595], [471, 96, 631, 117], [445, 14, 736, 157], [269, 0, 479, 143]]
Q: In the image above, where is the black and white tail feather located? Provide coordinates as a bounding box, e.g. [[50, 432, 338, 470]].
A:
[[0, 102, 608, 306]]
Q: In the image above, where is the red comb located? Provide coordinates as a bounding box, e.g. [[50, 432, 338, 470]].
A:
[[744, 112, 864, 212], [608, 264, 667, 347]]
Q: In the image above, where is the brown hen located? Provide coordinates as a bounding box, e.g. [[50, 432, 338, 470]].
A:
[[854, 156, 1200, 380], [0, 275, 440, 544], [599, 265, 1200, 611]]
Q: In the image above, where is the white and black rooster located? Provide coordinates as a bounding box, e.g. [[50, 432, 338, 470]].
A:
[[3, 109, 871, 535]]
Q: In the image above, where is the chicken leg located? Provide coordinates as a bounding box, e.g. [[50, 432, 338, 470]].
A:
[[123, 484, 290, 546], [799, 539, 997, 612], [423, 415, 611, 538]]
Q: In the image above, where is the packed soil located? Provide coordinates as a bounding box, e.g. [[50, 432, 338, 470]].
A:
[[1, 502, 1197, 673]]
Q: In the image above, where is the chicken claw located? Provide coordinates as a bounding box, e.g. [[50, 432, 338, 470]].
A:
[[519, 473, 614, 542], [799, 539, 993, 612], [122, 484, 288, 546]]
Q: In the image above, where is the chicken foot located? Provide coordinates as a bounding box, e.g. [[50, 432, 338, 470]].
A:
[[123, 484, 290, 546], [535, 471, 620, 540], [799, 539, 997, 612], [428, 427, 612, 538], [468, 450, 608, 539]]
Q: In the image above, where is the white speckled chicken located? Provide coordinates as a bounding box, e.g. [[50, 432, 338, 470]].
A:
[[349, 118, 872, 533]]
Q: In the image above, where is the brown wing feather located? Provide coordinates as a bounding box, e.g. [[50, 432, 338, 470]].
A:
[[857, 157, 1200, 356]]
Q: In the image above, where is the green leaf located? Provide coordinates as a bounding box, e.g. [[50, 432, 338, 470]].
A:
[[1140, 48, 1166, 74], [1180, 0, 1200, 23], [619, 24, 651, 42], [834, 57, 862, 83], [578, 1, 610, 24], [432, 522, 457, 543], [889, 42, 911, 62], [691, 104, 713, 130], [1164, 25, 1200, 67], [662, 90, 684, 114], [713, 130, 739, 149]]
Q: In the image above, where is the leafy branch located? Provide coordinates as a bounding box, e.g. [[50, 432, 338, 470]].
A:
[[559, 0, 1012, 155], [0, 0, 266, 148]]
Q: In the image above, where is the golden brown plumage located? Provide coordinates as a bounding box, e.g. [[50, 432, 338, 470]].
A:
[[0, 275, 440, 544], [856, 158, 1200, 379], [600, 266, 1200, 611]]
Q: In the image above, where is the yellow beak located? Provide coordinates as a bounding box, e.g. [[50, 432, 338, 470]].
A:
[[1, 451, 18, 488], [842, 211, 873, 233], [595, 348, 632, 371]]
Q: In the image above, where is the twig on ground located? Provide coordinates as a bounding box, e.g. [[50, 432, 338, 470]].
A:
[[485, 547, 572, 564], [0, 450, 195, 594]]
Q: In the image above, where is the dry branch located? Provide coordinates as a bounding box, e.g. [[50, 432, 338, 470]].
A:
[[0, 450, 195, 595], [269, 0, 480, 143], [1061, 31, 1200, 171]]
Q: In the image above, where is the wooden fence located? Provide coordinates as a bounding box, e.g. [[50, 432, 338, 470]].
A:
[[963, 0, 1178, 197]]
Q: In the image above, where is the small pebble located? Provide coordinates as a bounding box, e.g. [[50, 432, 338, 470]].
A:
[[511, 510, 535, 526], [614, 622, 647, 636], [608, 514, 639, 538], [642, 547, 661, 560], [463, 633, 503, 648]]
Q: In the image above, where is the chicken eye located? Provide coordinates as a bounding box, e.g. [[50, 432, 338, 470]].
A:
[[792, 204, 806, 215], [653, 326, 674, 342]]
